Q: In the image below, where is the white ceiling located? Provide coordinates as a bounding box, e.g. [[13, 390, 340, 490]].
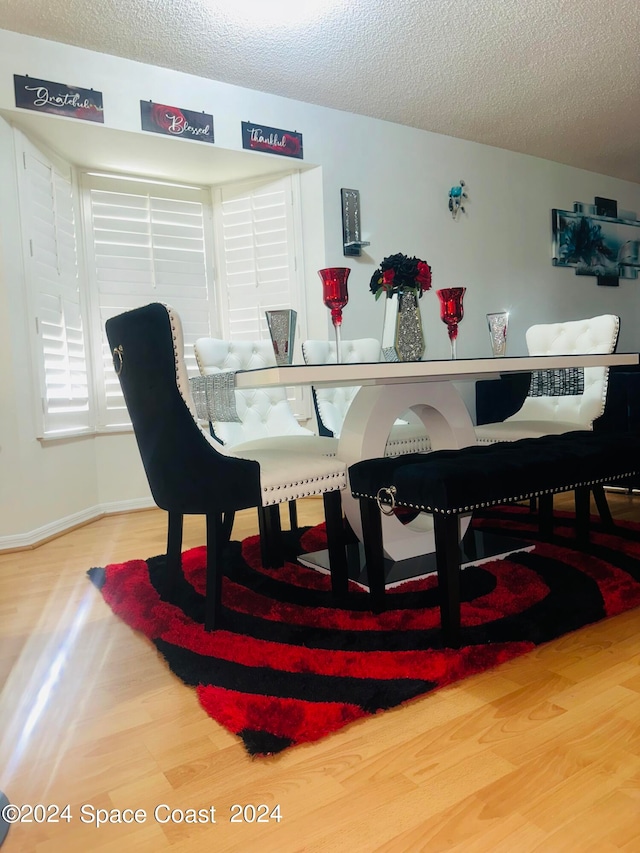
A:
[[0, 0, 639, 183]]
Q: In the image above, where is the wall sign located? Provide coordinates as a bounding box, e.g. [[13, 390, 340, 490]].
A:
[[14, 74, 104, 123], [241, 121, 303, 159], [140, 101, 214, 143]]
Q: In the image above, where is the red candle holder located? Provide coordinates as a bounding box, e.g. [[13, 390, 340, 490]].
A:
[[318, 267, 350, 362], [436, 288, 466, 359]]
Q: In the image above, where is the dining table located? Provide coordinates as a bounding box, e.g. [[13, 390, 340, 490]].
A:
[[234, 352, 639, 580]]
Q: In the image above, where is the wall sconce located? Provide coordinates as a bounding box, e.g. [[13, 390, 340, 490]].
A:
[[341, 188, 370, 256]]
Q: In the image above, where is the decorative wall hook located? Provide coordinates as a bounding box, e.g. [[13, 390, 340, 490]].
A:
[[449, 180, 467, 219]]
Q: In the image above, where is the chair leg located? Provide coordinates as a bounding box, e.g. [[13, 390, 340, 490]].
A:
[[592, 484, 615, 531], [323, 490, 348, 598], [205, 512, 224, 632], [359, 497, 386, 610], [164, 512, 184, 599], [221, 510, 235, 542], [288, 500, 299, 532], [574, 486, 591, 547], [434, 513, 461, 649], [258, 504, 283, 568]]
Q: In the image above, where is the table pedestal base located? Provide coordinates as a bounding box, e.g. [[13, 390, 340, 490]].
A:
[[298, 528, 533, 590]]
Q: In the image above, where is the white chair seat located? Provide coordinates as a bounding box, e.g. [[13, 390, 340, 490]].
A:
[[229, 447, 347, 505], [475, 419, 588, 444], [227, 434, 339, 456], [384, 422, 432, 455]]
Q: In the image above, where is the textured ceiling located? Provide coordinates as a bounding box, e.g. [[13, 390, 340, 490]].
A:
[[0, 0, 639, 182]]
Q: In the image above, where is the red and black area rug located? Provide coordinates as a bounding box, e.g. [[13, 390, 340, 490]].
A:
[[87, 506, 640, 757]]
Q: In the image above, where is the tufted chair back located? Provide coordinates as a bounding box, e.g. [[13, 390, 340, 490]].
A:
[[194, 338, 316, 446], [302, 338, 382, 437], [512, 314, 619, 426], [475, 314, 620, 444]]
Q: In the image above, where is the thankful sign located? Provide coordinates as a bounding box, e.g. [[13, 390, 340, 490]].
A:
[[241, 121, 303, 159], [14, 75, 104, 122]]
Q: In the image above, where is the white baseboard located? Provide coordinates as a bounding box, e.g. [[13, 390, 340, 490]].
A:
[[0, 497, 155, 551]]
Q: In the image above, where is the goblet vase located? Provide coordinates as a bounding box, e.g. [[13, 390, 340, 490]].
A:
[[318, 267, 350, 362], [437, 288, 466, 359]]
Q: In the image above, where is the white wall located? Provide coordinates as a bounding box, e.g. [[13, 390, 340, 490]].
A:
[[0, 29, 639, 546]]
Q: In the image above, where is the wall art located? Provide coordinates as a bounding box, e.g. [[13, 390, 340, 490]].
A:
[[14, 74, 104, 123], [241, 121, 303, 159], [552, 197, 640, 287], [140, 101, 214, 143]]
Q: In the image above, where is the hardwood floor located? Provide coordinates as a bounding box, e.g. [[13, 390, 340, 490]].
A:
[[1, 493, 640, 852]]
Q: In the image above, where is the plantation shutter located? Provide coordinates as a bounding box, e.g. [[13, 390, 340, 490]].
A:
[[19, 134, 89, 437], [82, 174, 216, 428], [214, 175, 307, 414]]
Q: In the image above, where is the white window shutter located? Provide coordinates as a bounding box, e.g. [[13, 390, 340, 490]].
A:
[[19, 135, 89, 436], [214, 175, 308, 415], [81, 175, 216, 427], [216, 175, 299, 339]]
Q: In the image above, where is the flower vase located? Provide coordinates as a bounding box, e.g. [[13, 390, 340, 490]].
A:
[[382, 290, 425, 362]]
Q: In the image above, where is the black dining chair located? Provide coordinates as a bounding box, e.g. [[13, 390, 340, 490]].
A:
[[105, 303, 349, 630]]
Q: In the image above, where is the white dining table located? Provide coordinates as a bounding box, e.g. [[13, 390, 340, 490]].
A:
[[235, 353, 639, 565]]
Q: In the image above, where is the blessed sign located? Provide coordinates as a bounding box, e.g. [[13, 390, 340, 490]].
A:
[[140, 101, 214, 143], [241, 121, 303, 159], [14, 75, 104, 123]]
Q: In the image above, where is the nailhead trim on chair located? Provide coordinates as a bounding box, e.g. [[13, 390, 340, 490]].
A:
[[262, 471, 348, 505]]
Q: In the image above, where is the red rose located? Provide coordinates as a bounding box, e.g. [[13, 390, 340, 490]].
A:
[[151, 103, 185, 133], [416, 261, 432, 292], [382, 269, 395, 286]]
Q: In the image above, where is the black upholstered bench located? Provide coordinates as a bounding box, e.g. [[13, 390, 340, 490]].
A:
[[349, 430, 640, 648]]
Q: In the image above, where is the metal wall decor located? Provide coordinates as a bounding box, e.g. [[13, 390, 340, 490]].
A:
[[241, 121, 303, 159], [448, 180, 467, 219], [341, 188, 370, 257], [140, 101, 214, 143], [14, 74, 104, 123], [552, 197, 640, 287]]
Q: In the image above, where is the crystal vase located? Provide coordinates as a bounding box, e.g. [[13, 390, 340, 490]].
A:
[[382, 290, 425, 362]]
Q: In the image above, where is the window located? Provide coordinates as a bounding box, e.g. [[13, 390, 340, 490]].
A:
[[17, 127, 307, 437], [81, 173, 217, 428]]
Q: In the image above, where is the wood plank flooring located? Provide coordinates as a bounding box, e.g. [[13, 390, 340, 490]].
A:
[[1, 493, 640, 852]]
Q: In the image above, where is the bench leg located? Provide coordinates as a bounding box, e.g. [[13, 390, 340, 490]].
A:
[[359, 497, 386, 611], [538, 493, 554, 541], [323, 491, 348, 599], [574, 486, 591, 547], [433, 513, 461, 649]]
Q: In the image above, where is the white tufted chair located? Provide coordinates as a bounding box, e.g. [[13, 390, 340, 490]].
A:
[[194, 338, 338, 456], [475, 314, 620, 444], [302, 339, 432, 455]]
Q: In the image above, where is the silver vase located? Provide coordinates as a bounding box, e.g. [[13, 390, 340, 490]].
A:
[[265, 309, 297, 365], [393, 290, 425, 361]]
